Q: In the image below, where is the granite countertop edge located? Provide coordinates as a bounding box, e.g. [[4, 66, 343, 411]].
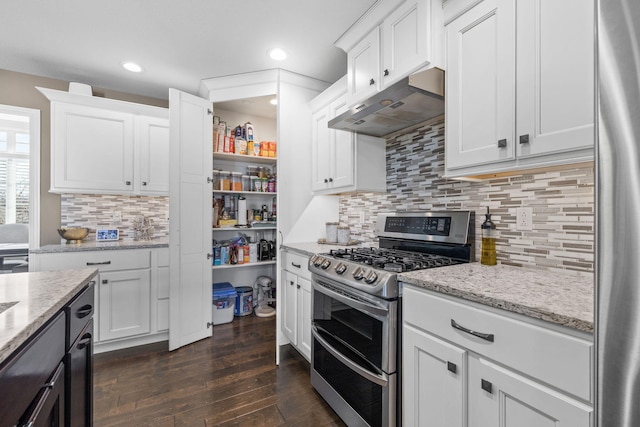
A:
[[31, 238, 169, 254], [399, 264, 594, 334], [0, 268, 98, 364]]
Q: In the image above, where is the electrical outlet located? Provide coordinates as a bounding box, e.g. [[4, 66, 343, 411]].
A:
[[113, 211, 122, 223], [359, 211, 365, 223], [516, 207, 533, 231]]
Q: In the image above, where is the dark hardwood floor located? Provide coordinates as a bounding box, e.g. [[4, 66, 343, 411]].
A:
[[94, 315, 345, 426]]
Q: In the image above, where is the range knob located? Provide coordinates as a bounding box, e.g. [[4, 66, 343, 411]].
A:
[[353, 267, 365, 280], [364, 271, 378, 284], [313, 256, 324, 267], [335, 263, 348, 275], [320, 259, 332, 270]]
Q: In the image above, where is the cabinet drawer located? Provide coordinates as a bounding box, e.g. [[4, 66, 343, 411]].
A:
[[65, 283, 95, 350], [282, 251, 310, 280], [0, 312, 65, 424], [403, 286, 592, 401], [37, 249, 151, 272]]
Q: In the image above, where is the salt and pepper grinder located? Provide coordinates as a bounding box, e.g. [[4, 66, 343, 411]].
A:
[[481, 207, 497, 266]]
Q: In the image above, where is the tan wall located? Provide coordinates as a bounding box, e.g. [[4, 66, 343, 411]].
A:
[[0, 69, 168, 245]]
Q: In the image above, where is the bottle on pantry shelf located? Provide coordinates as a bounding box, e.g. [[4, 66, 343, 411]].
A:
[[237, 245, 244, 265], [267, 175, 276, 193], [481, 207, 497, 266], [251, 176, 260, 192], [242, 175, 250, 191], [243, 243, 250, 264]]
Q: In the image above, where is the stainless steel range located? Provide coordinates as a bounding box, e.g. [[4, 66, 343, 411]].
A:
[[309, 211, 474, 427]]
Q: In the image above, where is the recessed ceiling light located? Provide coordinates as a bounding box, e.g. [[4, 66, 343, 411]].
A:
[[268, 48, 287, 61], [270, 98, 277, 106], [122, 62, 143, 73]]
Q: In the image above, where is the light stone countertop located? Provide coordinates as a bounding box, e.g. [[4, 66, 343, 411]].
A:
[[0, 268, 98, 364], [31, 238, 169, 254], [281, 241, 369, 257], [399, 263, 594, 333]]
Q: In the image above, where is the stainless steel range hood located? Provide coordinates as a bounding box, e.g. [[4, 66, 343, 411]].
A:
[[328, 67, 445, 138]]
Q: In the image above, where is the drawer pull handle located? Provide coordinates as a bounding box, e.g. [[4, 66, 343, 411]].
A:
[[447, 361, 457, 374], [481, 379, 493, 394], [76, 304, 93, 319], [77, 332, 92, 350], [451, 319, 494, 342], [497, 139, 507, 148], [86, 261, 111, 266], [519, 134, 530, 144], [291, 262, 301, 268]]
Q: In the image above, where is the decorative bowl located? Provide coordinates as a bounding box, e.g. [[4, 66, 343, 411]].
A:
[[57, 227, 90, 243]]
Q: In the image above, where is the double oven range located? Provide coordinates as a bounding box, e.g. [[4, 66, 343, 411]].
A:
[[309, 211, 474, 427]]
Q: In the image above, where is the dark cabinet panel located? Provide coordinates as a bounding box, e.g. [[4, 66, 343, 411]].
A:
[[66, 318, 93, 427], [19, 362, 65, 427]]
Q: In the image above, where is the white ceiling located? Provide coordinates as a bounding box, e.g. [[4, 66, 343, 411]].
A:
[[0, 0, 377, 101]]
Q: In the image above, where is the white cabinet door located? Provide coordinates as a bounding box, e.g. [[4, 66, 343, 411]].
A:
[[403, 323, 466, 427], [347, 28, 381, 106], [311, 108, 333, 192], [297, 276, 312, 361], [168, 88, 213, 351], [381, 0, 429, 87], [445, 0, 516, 171], [515, 0, 594, 159], [328, 96, 355, 190], [138, 116, 170, 195], [52, 103, 135, 193], [468, 355, 592, 427], [98, 269, 151, 341], [282, 269, 298, 346]]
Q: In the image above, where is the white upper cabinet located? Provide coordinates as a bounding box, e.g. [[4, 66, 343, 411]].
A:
[[444, 0, 594, 178], [347, 29, 381, 106], [37, 87, 169, 195], [309, 77, 386, 195], [137, 116, 170, 195], [338, 0, 444, 107]]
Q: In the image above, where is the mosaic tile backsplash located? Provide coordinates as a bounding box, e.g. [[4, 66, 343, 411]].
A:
[[61, 194, 169, 241], [339, 119, 595, 273]]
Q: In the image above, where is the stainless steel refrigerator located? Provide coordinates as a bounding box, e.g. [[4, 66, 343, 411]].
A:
[[596, 0, 640, 425]]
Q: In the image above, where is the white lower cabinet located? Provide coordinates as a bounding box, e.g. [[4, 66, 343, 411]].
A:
[[98, 269, 151, 341], [281, 250, 312, 361], [402, 285, 593, 427], [30, 247, 169, 352]]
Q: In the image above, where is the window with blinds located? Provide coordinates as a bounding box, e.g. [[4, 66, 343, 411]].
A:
[[0, 117, 30, 225]]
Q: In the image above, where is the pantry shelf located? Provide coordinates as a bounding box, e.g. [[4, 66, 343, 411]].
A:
[[213, 152, 277, 165], [213, 226, 277, 232], [212, 260, 277, 270], [213, 190, 277, 196]]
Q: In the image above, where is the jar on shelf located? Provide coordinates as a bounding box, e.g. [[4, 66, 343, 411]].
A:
[[219, 170, 231, 191], [337, 226, 351, 244], [212, 169, 220, 190], [251, 176, 260, 192], [231, 172, 243, 191], [242, 175, 251, 191]]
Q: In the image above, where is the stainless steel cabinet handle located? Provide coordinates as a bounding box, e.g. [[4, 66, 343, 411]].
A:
[[207, 177, 214, 183], [447, 361, 457, 374], [383, 69, 389, 76], [76, 304, 93, 319], [369, 78, 375, 86], [497, 139, 507, 148], [86, 261, 111, 266], [481, 379, 493, 394], [207, 253, 213, 259], [519, 134, 530, 144], [451, 319, 494, 342], [291, 262, 301, 268]]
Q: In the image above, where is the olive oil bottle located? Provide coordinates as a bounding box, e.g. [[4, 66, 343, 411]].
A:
[[481, 207, 497, 265]]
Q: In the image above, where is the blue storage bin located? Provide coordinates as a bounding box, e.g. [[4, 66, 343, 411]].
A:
[[212, 282, 237, 325]]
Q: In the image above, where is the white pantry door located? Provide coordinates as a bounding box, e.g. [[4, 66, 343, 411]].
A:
[[168, 88, 213, 351]]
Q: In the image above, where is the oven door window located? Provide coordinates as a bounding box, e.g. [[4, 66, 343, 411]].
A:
[[313, 288, 385, 370], [314, 335, 385, 427]]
